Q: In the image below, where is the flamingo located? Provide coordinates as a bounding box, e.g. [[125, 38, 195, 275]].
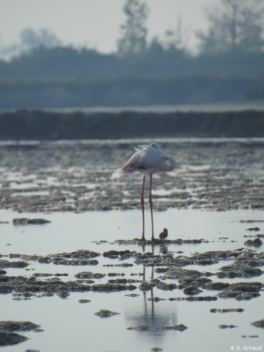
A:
[[121, 143, 176, 241]]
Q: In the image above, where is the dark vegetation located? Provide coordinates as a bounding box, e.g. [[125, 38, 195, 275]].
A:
[[1, 109, 264, 140], [0, 48, 263, 108], [0, 0, 263, 108]]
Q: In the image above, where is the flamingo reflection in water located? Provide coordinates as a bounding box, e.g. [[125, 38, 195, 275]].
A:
[[125, 244, 178, 335], [121, 144, 176, 241]]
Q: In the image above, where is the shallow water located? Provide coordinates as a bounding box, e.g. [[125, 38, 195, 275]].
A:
[[0, 208, 264, 352]]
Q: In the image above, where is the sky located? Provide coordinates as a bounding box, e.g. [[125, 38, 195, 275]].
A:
[[0, 0, 216, 54]]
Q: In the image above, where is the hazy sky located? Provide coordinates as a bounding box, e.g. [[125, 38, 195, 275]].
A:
[[0, 0, 215, 53]]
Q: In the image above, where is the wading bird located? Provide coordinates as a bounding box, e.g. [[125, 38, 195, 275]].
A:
[[159, 228, 168, 241], [121, 144, 176, 241]]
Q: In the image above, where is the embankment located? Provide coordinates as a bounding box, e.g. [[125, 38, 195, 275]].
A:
[[0, 109, 264, 139]]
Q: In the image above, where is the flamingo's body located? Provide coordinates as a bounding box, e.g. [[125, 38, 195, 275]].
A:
[[121, 144, 176, 241]]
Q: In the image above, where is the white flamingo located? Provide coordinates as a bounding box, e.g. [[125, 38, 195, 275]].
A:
[[121, 143, 176, 241]]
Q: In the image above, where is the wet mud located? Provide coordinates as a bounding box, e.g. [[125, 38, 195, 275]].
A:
[[251, 319, 264, 329], [0, 321, 42, 347], [127, 324, 187, 331], [0, 247, 263, 302], [210, 308, 244, 313], [94, 310, 120, 318], [1, 139, 264, 213]]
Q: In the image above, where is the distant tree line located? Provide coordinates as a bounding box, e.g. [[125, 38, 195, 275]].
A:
[[0, 0, 263, 107], [0, 0, 263, 79], [0, 76, 263, 109]]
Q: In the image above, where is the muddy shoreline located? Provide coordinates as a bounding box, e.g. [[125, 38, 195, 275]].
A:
[[0, 139, 264, 212]]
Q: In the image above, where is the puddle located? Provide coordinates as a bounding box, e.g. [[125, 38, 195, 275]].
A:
[[0, 208, 264, 352]]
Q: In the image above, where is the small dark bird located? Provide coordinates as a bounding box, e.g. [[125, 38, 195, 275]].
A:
[[159, 228, 168, 241]]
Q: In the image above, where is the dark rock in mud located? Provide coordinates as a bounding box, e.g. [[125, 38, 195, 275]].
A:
[[103, 263, 133, 267], [94, 309, 120, 318], [38, 257, 52, 264], [183, 286, 203, 295], [0, 321, 41, 333], [12, 292, 33, 301], [210, 308, 244, 313], [108, 278, 141, 284], [151, 348, 163, 352], [139, 281, 155, 291], [53, 258, 98, 266], [162, 324, 187, 331], [75, 272, 105, 279], [0, 274, 136, 297], [251, 319, 264, 329], [0, 286, 13, 294], [177, 277, 212, 290], [80, 280, 95, 284], [134, 252, 191, 268], [244, 238, 262, 247], [217, 263, 263, 279], [91, 283, 136, 293], [155, 268, 169, 273], [203, 282, 230, 291], [156, 281, 177, 291], [57, 291, 70, 299], [195, 259, 218, 265], [103, 250, 134, 259], [127, 325, 151, 331], [236, 292, 260, 300], [0, 331, 27, 346], [218, 282, 262, 300], [115, 238, 202, 246], [161, 268, 205, 280], [79, 299, 90, 303], [192, 250, 241, 262], [127, 324, 187, 331], [125, 293, 139, 297], [0, 270, 7, 275], [5, 250, 102, 267], [33, 273, 53, 277], [256, 234, 264, 238], [247, 260, 261, 267], [246, 227, 260, 231], [53, 249, 100, 259], [51, 249, 100, 266], [148, 297, 166, 302], [0, 260, 28, 269], [108, 273, 125, 277], [13, 218, 51, 225], [219, 325, 237, 329], [240, 220, 264, 223], [169, 296, 217, 301]]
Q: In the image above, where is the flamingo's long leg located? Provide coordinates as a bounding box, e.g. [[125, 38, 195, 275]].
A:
[[141, 176, 146, 240], [149, 174, 155, 241]]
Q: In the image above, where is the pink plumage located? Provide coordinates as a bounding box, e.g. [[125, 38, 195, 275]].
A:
[[121, 144, 166, 175]]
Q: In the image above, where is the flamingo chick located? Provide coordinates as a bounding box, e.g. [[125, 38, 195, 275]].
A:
[[159, 228, 168, 241], [121, 144, 176, 241]]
